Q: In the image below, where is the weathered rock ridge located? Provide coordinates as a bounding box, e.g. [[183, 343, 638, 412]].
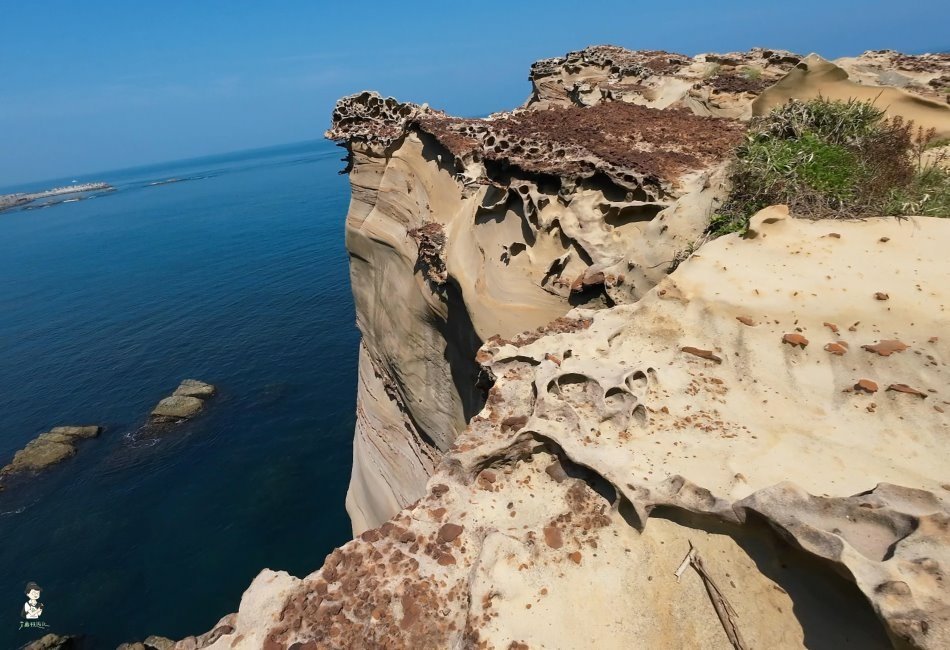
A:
[[168, 46, 950, 649]]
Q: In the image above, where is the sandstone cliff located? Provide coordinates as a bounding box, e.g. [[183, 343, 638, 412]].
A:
[[168, 46, 950, 649]]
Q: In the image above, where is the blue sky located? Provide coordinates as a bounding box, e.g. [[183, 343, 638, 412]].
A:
[[2, 1, 948, 186]]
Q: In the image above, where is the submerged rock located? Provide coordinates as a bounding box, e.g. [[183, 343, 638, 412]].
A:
[[173, 379, 216, 399], [148, 380, 215, 424], [18, 633, 83, 649], [0, 426, 101, 485]]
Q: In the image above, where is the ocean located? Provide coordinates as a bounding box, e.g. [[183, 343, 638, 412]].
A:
[[0, 140, 358, 648]]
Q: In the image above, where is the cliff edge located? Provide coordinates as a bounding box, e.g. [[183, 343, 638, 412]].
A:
[[163, 46, 950, 649]]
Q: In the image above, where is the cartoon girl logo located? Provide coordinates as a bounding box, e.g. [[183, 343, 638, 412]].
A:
[[22, 582, 43, 620]]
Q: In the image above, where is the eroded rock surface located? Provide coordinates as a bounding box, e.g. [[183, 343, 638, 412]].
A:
[[327, 45, 949, 536], [181, 207, 950, 650], [526, 45, 803, 117], [172, 45, 950, 649], [327, 60, 751, 535]]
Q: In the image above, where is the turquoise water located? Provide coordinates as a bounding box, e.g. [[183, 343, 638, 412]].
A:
[[0, 140, 357, 648]]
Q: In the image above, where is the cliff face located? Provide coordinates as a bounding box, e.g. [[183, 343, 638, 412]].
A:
[[332, 47, 950, 537], [328, 74, 751, 534], [167, 46, 950, 649]]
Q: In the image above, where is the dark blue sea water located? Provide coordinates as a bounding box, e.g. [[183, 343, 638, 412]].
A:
[[0, 140, 357, 648]]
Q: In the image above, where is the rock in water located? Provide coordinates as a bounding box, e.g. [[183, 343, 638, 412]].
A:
[[173, 379, 216, 399], [0, 426, 102, 484], [18, 633, 82, 649], [150, 395, 204, 421], [142, 636, 176, 650], [148, 379, 215, 424]]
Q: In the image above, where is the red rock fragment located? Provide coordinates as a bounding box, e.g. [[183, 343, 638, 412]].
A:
[[571, 271, 605, 292], [437, 523, 464, 543], [736, 316, 756, 326], [827, 232, 841, 238], [879, 236, 890, 242], [782, 333, 809, 348], [929, 337, 939, 343], [862, 340, 909, 356], [681, 346, 722, 363], [437, 552, 457, 566], [887, 384, 928, 398], [400, 595, 420, 630], [431, 484, 449, 497], [854, 379, 878, 393], [501, 415, 529, 432], [545, 461, 567, 483], [543, 525, 564, 549], [824, 322, 839, 333], [477, 470, 497, 491], [874, 292, 889, 301], [824, 342, 848, 355], [568, 551, 582, 564], [544, 353, 562, 366]]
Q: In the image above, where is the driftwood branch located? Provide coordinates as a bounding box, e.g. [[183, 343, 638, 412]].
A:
[[675, 542, 748, 650]]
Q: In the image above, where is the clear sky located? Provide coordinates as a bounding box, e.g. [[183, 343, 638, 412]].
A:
[[2, 0, 948, 186]]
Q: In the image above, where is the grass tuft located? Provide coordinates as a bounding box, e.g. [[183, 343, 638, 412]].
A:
[[708, 98, 950, 237]]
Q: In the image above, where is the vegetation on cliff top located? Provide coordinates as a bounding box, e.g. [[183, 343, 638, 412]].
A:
[[708, 98, 950, 237]]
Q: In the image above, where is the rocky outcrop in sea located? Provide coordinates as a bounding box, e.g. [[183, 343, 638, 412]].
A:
[[149, 379, 216, 424], [1, 379, 216, 494], [0, 426, 101, 489]]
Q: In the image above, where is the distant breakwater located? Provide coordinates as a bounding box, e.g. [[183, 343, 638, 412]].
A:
[[0, 182, 113, 211]]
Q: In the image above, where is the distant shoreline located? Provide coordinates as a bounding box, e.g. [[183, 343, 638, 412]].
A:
[[0, 182, 113, 212]]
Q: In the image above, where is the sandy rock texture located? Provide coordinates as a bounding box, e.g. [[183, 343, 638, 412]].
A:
[[169, 46, 950, 648], [186, 208, 950, 650], [328, 44, 949, 536], [328, 75, 747, 535]]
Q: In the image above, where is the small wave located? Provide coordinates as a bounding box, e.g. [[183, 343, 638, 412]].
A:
[[123, 427, 161, 448]]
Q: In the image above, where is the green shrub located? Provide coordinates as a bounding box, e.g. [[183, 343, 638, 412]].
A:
[[708, 98, 949, 237], [740, 66, 762, 80], [703, 63, 721, 79], [886, 164, 950, 217]]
